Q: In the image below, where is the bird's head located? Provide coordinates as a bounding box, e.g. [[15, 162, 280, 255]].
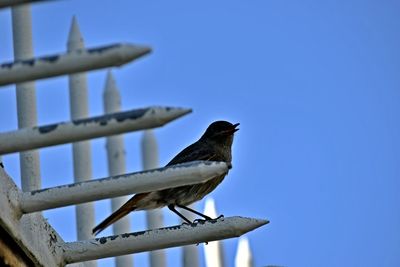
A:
[[201, 121, 240, 145]]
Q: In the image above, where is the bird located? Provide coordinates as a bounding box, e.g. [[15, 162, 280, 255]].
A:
[[92, 120, 239, 235]]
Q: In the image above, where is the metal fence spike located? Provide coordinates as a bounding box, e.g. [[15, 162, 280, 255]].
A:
[[0, 106, 191, 154], [0, 43, 151, 86], [63, 216, 269, 264], [20, 161, 230, 213]]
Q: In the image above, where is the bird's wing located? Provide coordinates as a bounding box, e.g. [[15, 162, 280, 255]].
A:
[[166, 142, 219, 166]]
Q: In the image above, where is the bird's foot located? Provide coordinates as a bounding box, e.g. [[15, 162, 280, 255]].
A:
[[193, 218, 207, 224], [196, 241, 209, 246], [215, 214, 224, 220]]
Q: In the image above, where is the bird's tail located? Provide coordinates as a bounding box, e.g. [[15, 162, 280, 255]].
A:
[[92, 193, 148, 236]]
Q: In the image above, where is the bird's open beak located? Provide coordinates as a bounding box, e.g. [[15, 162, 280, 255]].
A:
[[232, 123, 240, 133], [223, 123, 239, 135]]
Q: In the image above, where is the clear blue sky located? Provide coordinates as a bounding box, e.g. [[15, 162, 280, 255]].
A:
[[1, 0, 399, 266]]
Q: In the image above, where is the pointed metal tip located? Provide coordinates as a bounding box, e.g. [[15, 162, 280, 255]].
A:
[[67, 15, 84, 50], [148, 107, 192, 125], [133, 45, 152, 56], [122, 44, 152, 61], [104, 70, 117, 92], [245, 216, 269, 227], [228, 216, 269, 236], [254, 218, 270, 227], [178, 107, 193, 116], [171, 107, 193, 121], [63, 216, 267, 262]]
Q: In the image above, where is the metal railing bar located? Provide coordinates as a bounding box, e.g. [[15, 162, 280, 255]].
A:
[[0, 43, 151, 86], [20, 161, 230, 213], [0, 106, 191, 155], [62, 216, 269, 264]]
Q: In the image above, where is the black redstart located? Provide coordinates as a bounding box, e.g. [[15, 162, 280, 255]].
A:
[[93, 120, 239, 235]]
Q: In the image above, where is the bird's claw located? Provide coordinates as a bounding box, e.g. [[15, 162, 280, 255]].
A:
[[215, 214, 224, 220], [193, 218, 207, 224], [193, 215, 223, 224], [196, 241, 209, 246]]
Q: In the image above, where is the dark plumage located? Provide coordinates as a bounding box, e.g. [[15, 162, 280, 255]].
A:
[[93, 120, 239, 235]]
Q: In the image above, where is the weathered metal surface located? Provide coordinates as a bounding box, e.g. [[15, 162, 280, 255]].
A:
[[0, 43, 151, 86], [0, 167, 64, 267], [20, 161, 230, 213], [62, 216, 269, 264], [0, 106, 191, 154]]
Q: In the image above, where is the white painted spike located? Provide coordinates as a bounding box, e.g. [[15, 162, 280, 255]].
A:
[[0, 106, 192, 155], [142, 130, 167, 267], [67, 15, 96, 267], [235, 236, 253, 267], [63, 216, 268, 264], [0, 43, 151, 86], [204, 198, 225, 267], [11, 7, 44, 267], [104, 70, 117, 92], [103, 70, 133, 267], [12, 2, 42, 192], [103, 71, 121, 114], [67, 16, 84, 51]]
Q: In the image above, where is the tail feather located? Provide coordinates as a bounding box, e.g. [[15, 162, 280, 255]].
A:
[[92, 193, 148, 236], [92, 206, 132, 236]]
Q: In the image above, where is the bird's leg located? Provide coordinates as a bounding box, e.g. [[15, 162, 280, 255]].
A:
[[176, 204, 212, 221], [168, 204, 192, 224], [196, 241, 209, 246]]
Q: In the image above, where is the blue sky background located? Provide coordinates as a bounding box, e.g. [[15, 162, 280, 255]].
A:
[[1, 0, 400, 266]]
